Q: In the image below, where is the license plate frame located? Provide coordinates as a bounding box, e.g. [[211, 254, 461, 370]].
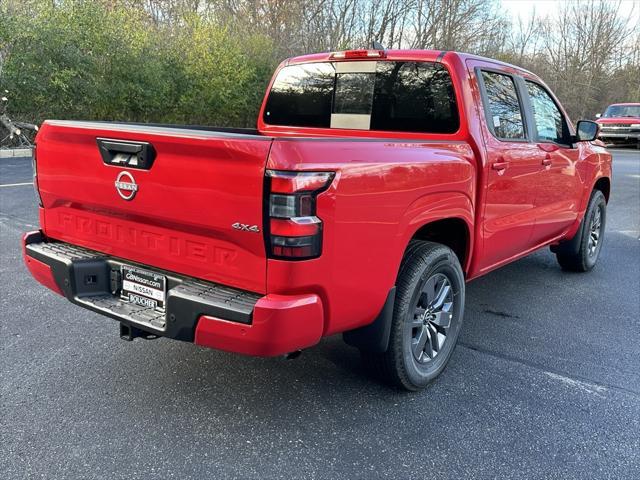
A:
[[120, 265, 167, 312]]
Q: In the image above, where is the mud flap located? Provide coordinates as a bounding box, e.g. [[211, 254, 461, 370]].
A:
[[343, 287, 396, 353]]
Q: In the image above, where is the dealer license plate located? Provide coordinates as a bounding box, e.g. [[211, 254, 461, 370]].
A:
[[120, 265, 166, 311]]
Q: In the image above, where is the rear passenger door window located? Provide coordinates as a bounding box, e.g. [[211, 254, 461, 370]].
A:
[[525, 81, 571, 145], [480, 71, 526, 140]]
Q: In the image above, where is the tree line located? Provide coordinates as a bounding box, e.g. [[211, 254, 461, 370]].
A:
[[1, 0, 638, 127]]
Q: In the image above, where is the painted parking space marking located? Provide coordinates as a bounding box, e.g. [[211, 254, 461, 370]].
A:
[[0, 182, 33, 187]]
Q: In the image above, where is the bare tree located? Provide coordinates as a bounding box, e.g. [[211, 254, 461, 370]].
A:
[[533, 0, 636, 118], [2, 0, 638, 123], [507, 8, 540, 63]]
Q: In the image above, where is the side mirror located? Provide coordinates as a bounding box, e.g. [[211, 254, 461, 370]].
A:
[[575, 120, 599, 142], [595, 113, 601, 119]]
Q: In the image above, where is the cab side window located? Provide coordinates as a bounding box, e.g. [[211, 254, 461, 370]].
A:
[[480, 71, 526, 140], [525, 81, 571, 145]]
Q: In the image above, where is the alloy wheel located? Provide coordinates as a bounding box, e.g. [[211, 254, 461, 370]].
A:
[[588, 205, 603, 257], [410, 273, 454, 363]]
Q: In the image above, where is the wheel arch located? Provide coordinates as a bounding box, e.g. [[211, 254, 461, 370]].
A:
[[554, 174, 610, 253], [593, 176, 611, 203], [343, 192, 474, 354], [399, 191, 475, 275], [409, 217, 471, 274]]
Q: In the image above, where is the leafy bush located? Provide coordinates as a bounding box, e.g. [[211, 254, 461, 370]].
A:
[[0, 1, 277, 127]]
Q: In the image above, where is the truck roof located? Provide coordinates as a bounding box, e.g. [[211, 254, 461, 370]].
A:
[[286, 49, 535, 76]]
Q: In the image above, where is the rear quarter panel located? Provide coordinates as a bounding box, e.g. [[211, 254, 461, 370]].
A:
[[266, 139, 475, 335]]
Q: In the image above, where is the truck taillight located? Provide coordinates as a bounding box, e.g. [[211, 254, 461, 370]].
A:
[[265, 170, 334, 260], [32, 144, 43, 207]]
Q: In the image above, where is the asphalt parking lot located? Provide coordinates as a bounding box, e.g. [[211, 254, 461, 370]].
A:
[[1, 149, 639, 479]]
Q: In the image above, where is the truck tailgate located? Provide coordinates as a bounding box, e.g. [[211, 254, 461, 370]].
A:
[[35, 121, 272, 294]]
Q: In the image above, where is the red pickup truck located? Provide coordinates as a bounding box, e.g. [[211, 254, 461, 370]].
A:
[[596, 102, 640, 148], [24, 49, 611, 390]]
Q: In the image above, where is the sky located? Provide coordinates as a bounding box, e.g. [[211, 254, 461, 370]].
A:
[[501, 0, 640, 22]]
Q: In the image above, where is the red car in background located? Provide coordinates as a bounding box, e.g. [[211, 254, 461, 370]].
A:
[[596, 103, 640, 148]]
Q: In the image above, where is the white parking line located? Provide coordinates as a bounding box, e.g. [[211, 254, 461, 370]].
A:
[[0, 182, 33, 187]]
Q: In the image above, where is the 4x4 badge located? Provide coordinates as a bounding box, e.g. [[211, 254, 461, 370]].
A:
[[232, 222, 260, 233], [115, 171, 138, 200]]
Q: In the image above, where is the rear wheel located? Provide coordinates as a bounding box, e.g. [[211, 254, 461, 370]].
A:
[[555, 190, 607, 272], [362, 241, 465, 391]]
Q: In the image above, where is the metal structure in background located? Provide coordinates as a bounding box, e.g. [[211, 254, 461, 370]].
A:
[[0, 90, 38, 148]]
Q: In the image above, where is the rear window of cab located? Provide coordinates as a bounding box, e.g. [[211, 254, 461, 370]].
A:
[[263, 61, 459, 134]]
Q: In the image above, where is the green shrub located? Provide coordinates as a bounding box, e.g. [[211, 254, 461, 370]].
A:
[[0, 1, 277, 127]]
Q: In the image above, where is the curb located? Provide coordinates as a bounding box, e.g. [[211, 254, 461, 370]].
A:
[[0, 148, 33, 158]]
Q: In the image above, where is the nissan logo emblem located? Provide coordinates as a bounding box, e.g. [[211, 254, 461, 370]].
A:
[[114, 171, 138, 200]]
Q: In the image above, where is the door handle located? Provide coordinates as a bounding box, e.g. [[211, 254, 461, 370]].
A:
[[492, 161, 509, 171], [542, 155, 552, 166]]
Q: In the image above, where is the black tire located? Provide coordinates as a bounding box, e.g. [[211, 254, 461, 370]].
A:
[[362, 241, 465, 391], [555, 190, 607, 272]]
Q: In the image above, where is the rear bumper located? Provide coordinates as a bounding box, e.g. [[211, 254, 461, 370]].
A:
[[195, 295, 323, 356], [22, 231, 323, 356]]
